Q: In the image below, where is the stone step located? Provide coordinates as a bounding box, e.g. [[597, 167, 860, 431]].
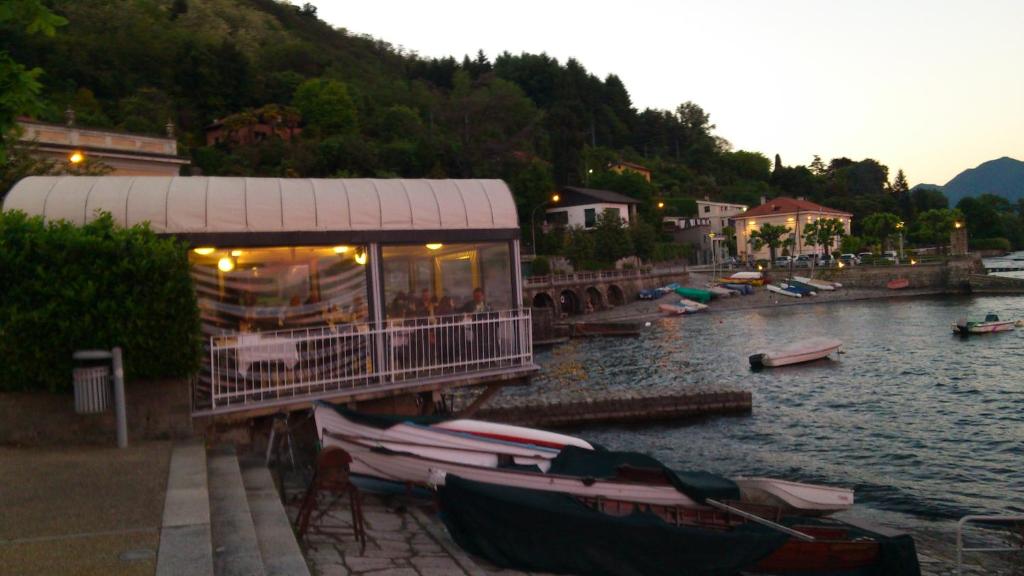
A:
[[208, 445, 266, 576], [240, 456, 311, 576], [156, 439, 214, 576]]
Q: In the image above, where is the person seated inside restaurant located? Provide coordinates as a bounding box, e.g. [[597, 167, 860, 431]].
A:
[[414, 288, 436, 318], [435, 294, 456, 318], [460, 287, 490, 314]]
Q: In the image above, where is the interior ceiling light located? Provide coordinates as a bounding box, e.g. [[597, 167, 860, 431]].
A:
[[426, 243, 443, 250], [193, 247, 216, 255], [217, 257, 235, 272]]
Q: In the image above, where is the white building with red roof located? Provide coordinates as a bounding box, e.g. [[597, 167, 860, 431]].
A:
[[733, 197, 852, 261]]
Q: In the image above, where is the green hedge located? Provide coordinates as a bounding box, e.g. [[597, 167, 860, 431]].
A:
[[970, 237, 1011, 251], [0, 211, 202, 392]]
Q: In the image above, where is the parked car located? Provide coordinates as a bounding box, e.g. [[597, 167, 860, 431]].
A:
[[794, 255, 813, 268], [883, 250, 898, 262], [857, 252, 874, 263], [839, 253, 859, 266], [816, 253, 836, 266], [774, 256, 792, 268]]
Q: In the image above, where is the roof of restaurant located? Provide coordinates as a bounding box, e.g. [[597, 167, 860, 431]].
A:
[[733, 197, 851, 219], [2, 177, 519, 235], [552, 186, 642, 208]]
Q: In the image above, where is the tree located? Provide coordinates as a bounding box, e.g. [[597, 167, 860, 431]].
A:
[[861, 212, 902, 251], [915, 208, 963, 252], [749, 223, 791, 263], [292, 78, 358, 136], [809, 155, 827, 177], [562, 225, 596, 270], [0, 0, 67, 163], [811, 218, 846, 257], [628, 219, 657, 262], [722, 225, 737, 256], [592, 209, 633, 265]]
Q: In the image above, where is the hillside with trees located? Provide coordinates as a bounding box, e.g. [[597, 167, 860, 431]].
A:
[[6, 0, 1021, 254]]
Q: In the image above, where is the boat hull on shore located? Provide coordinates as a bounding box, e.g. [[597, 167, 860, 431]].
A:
[[767, 283, 802, 298], [750, 337, 843, 368], [792, 276, 838, 291]]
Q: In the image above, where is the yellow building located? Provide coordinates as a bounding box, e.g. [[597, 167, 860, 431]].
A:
[[608, 161, 651, 183], [733, 197, 852, 260]]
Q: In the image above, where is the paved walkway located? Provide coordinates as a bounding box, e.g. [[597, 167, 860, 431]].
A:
[[0, 441, 172, 576]]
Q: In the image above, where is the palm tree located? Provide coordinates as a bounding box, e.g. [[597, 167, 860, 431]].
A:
[[749, 223, 791, 264]]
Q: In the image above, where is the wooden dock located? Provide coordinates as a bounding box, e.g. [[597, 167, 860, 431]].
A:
[[475, 390, 752, 428]]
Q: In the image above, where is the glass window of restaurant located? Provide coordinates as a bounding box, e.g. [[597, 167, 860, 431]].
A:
[[190, 245, 370, 337], [381, 242, 512, 321]]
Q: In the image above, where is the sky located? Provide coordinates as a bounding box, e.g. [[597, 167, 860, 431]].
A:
[[316, 0, 1024, 186]]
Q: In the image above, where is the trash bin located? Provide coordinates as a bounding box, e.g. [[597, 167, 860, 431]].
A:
[[73, 357, 112, 414]]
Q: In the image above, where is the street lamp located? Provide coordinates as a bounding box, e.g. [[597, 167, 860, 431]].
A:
[[531, 194, 560, 255], [896, 221, 905, 264], [708, 232, 717, 278], [69, 150, 84, 165], [657, 201, 665, 210]]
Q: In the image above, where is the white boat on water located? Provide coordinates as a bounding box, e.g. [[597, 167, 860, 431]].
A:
[[749, 337, 843, 368], [952, 314, 1019, 335], [313, 403, 854, 515], [792, 276, 839, 291], [767, 283, 802, 298]]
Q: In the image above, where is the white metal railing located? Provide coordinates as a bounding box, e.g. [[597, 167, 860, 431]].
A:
[[525, 265, 688, 286], [201, 308, 533, 412], [957, 514, 1024, 575]]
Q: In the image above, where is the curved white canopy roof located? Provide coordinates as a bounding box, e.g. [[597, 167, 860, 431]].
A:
[[2, 176, 519, 233]]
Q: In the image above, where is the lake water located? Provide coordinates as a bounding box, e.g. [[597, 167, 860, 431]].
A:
[[531, 293, 1024, 532]]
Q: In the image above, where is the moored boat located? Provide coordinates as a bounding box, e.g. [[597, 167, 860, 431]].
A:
[[721, 271, 766, 286], [952, 313, 1017, 335], [767, 283, 802, 298], [779, 281, 816, 296], [792, 276, 838, 291], [749, 337, 843, 368], [438, 475, 919, 576], [707, 285, 737, 298], [721, 282, 754, 294], [673, 286, 712, 303]]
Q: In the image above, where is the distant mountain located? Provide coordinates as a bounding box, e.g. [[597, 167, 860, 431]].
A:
[[941, 157, 1024, 206], [910, 183, 944, 192]]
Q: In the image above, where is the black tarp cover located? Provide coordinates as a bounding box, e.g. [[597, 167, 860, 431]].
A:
[[439, 475, 788, 576], [547, 445, 741, 503], [316, 401, 449, 429]]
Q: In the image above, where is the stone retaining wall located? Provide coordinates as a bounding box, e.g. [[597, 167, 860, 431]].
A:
[[0, 378, 193, 445], [811, 257, 980, 292], [967, 273, 1024, 293]]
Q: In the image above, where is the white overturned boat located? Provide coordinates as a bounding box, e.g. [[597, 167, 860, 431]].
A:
[[792, 276, 839, 291], [767, 283, 802, 298], [313, 403, 853, 515], [749, 337, 843, 368], [707, 286, 738, 298]]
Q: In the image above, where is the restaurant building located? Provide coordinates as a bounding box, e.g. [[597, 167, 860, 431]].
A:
[[3, 177, 536, 417], [732, 197, 852, 261]]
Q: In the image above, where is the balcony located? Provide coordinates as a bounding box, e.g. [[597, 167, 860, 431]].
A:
[[192, 308, 535, 416]]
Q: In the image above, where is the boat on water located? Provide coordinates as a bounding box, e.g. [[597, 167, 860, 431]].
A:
[[793, 276, 841, 290], [952, 313, 1018, 335], [749, 337, 843, 368], [313, 403, 854, 516], [438, 475, 920, 576], [887, 278, 910, 290], [767, 283, 802, 298], [673, 286, 712, 303]]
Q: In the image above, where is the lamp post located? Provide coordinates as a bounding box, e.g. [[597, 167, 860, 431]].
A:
[[531, 194, 560, 255], [896, 221, 905, 264], [708, 232, 717, 279]]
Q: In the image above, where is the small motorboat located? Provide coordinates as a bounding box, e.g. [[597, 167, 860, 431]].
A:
[[887, 278, 910, 290], [952, 313, 1018, 335], [749, 337, 843, 368], [767, 283, 802, 298], [792, 276, 838, 291]]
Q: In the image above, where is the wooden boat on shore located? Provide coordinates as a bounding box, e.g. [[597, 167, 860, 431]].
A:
[[952, 313, 1018, 335], [887, 278, 910, 290], [749, 337, 843, 368], [767, 283, 802, 298], [793, 276, 840, 290], [314, 403, 855, 516], [439, 476, 919, 576]]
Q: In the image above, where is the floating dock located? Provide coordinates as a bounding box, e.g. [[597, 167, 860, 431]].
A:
[[475, 390, 752, 428]]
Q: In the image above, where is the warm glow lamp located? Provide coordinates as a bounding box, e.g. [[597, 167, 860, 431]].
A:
[[230, 250, 243, 257], [354, 251, 368, 265], [68, 151, 84, 164], [425, 243, 443, 250], [193, 247, 216, 255], [217, 257, 235, 272], [333, 245, 350, 254]]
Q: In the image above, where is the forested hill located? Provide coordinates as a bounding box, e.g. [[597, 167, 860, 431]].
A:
[[4, 0, 921, 234]]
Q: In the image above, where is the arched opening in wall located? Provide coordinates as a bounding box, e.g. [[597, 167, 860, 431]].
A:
[[607, 284, 625, 307], [532, 292, 555, 310], [584, 286, 604, 312], [559, 290, 580, 316]]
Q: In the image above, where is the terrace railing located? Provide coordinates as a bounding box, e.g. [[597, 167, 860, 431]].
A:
[[194, 308, 533, 415]]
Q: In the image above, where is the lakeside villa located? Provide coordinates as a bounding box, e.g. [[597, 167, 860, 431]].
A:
[[733, 196, 852, 261], [2, 176, 537, 417]]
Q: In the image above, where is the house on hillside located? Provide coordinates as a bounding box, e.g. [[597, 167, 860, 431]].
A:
[[205, 106, 302, 147], [16, 117, 189, 176], [544, 186, 641, 229], [608, 160, 651, 182], [733, 197, 852, 261]]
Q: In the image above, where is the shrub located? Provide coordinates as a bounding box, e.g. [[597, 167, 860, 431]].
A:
[[531, 256, 551, 276], [0, 211, 202, 392], [970, 237, 1011, 252], [652, 242, 689, 262]]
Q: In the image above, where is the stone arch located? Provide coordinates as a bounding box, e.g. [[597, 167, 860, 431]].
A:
[[584, 286, 604, 311], [558, 289, 581, 316], [607, 284, 625, 306], [532, 291, 556, 310]]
